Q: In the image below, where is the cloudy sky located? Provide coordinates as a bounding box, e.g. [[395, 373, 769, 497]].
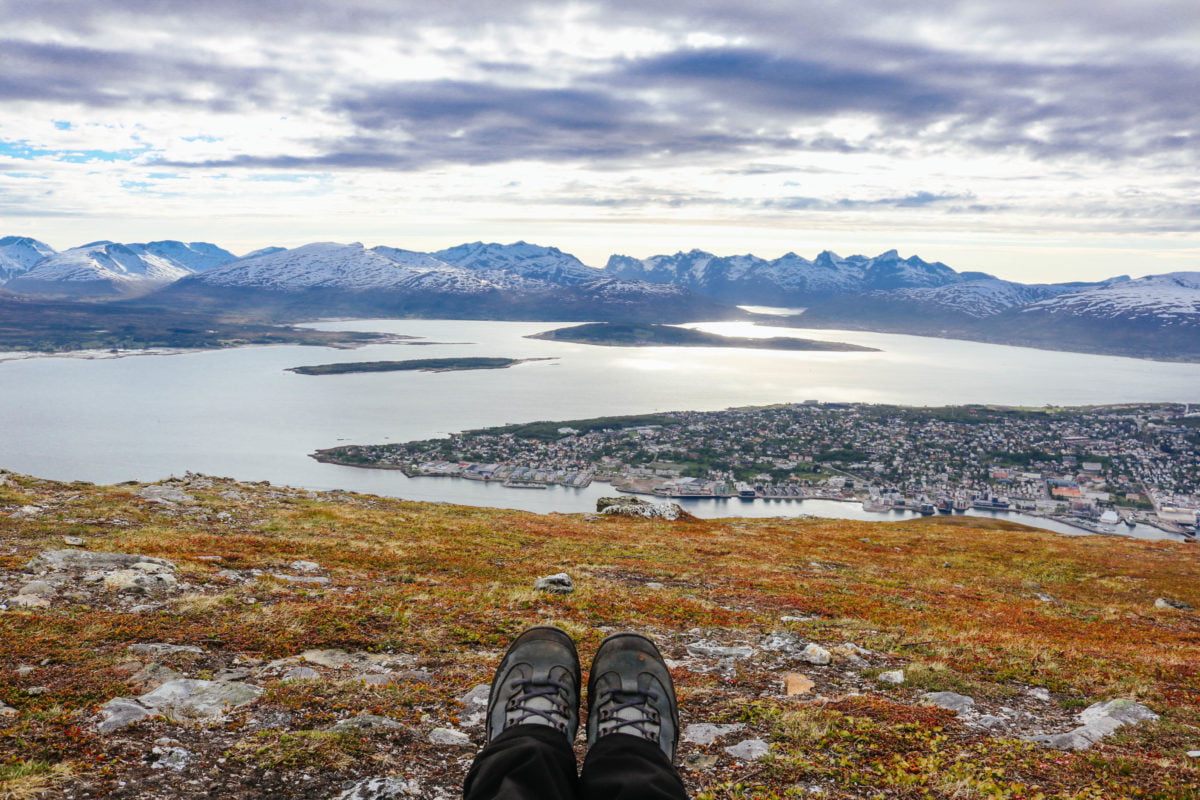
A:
[[2, 0, 1197, 281]]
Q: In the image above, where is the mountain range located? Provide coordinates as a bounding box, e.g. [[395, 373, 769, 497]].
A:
[[1, 235, 1197, 359]]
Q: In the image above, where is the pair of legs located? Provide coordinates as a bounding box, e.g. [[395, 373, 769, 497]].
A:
[[464, 627, 687, 800]]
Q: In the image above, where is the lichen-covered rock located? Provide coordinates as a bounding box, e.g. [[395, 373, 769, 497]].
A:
[[128, 643, 204, 656], [725, 738, 770, 761], [921, 691, 976, 714], [334, 776, 422, 800], [534, 573, 574, 594], [682, 723, 745, 745], [1027, 699, 1159, 751], [330, 714, 408, 732], [27, 550, 175, 573], [597, 496, 690, 520], [428, 727, 472, 746], [1155, 597, 1194, 611], [138, 679, 263, 719], [877, 670, 905, 684], [136, 485, 195, 504], [97, 697, 156, 733], [686, 641, 753, 659], [800, 643, 832, 666], [104, 569, 179, 594]]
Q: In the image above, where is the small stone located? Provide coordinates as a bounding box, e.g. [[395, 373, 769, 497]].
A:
[[0, 702, 18, 716], [129, 663, 184, 692], [534, 573, 574, 594], [289, 560, 322, 573], [334, 776, 422, 800], [1156, 597, 1195, 611], [972, 715, 1006, 730], [19, 581, 55, 596], [724, 738, 770, 761], [6, 594, 51, 608], [128, 643, 204, 656], [682, 723, 745, 745], [15, 666, 36, 677], [331, 714, 407, 732], [686, 641, 753, 660], [394, 668, 436, 683], [213, 669, 252, 682], [800, 643, 831, 666], [1079, 699, 1159, 728], [149, 745, 193, 771], [195, 555, 223, 562], [136, 486, 194, 504], [644, 582, 666, 590], [784, 672, 815, 696], [28, 550, 175, 572], [282, 666, 321, 681], [271, 573, 330, 585], [681, 754, 719, 770], [1025, 687, 1051, 702], [358, 673, 393, 687], [138, 679, 263, 719], [1187, 750, 1200, 758], [877, 670, 905, 684], [428, 727, 472, 747], [921, 691, 976, 714], [1036, 593, 1055, 602]]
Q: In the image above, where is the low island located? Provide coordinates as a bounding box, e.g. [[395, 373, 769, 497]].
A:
[[525, 322, 877, 351], [288, 356, 550, 375]]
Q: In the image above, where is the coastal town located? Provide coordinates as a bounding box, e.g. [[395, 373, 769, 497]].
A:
[[314, 402, 1200, 538]]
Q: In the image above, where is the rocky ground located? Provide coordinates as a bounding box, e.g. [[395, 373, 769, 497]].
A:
[[1, 470, 1198, 799]]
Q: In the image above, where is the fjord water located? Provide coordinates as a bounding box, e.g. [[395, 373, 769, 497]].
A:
[[2, 319, 1197, 535]]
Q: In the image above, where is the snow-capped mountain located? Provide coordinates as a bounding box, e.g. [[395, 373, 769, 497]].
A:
[[606, 248, 973, 304], [128, 240, 236, 272], [0, 236, 56, 283], [1018, 272, 1200, 323], [5, 241, 195, 296], [434, 241, 600, 285], [158, 241, 733, 323]]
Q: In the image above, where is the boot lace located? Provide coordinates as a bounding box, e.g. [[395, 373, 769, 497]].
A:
[[504, 677, 573, 733], [595, 688, 661, 741]]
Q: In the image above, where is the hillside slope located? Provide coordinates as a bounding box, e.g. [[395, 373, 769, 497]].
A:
[[0, 472, 1197, 799]]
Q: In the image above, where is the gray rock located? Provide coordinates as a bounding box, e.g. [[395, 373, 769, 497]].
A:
[[534, 573, 574, 594], [128, 643, 204, 656], [458, 684, 491, 726], [1155, 597, 1194, 611], [0, 702, 17, 716], [213, 669, 252, 682], [1036, 593, 1055, 602], [1025, 687, 1051, 702], [644, 582, 666, 590], [138, 679, 263, 719], [428, 727, 472, 746], [272, 573, 331, 585], [597, 496, 687, 520], [394, 669, 436, 683], [681, 754, 719, 770], [97, 697, 156, 733], [6, 594, 50, 608], [301, 649, 392, 669], [1027, 699, 1159, 751], [800, 644, 832, 666], [129, 663, 184, 691], [921, 692, 976, 714], [971, 715, 1007, 730], [1079, 698, 1159, 728], [27, 550, 175, 573], [333, 776, 422, 800], [282, 666, 321, 681], [15, 666, 35, 677], [686, 641, 753, 660], [250, 710, 295, 730], [289, 560, 322, 573], [11, 505, 43, 518], [20, 581, 55, 596], [136, 486, 194, 504], [724, 738, 770, 761], [682, 723, 745, 745], [1187, 750, 1200, 758], [104, 569, 179, 594], [358, 673, 394, 687], [760, 631, 804, 654], [330, 714, 407, 732], [149, 745, 193, 771]]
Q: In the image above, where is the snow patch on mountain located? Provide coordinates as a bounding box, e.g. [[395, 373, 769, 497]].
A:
[[129, 241, 236, 272], [8, 241, 192, 293], [184, 242, 428, 290], [1021, 272, 1200, 322], [0, 236, 56, 282], [434, 241, 599, 285]]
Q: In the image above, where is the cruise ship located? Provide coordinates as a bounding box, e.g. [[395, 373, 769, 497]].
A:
[[972, 495, 1012, 511]]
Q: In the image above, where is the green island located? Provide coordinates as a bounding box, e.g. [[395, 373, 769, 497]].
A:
[[288, 356, 549, 375], [526, 321, 877, 351]]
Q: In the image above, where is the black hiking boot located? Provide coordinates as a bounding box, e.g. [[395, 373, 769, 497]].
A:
[[485, 626, 580, 743], [587, 632, 679, 762]]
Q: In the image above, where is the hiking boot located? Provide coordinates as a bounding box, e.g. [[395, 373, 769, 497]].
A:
[[587, 632, 679, 762], [485, 626, 580, 743]]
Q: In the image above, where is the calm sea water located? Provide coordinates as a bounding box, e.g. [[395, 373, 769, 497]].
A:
[[2, 319, 1197, 538]]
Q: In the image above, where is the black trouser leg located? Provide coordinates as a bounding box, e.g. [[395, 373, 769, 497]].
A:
[[579, 733, 687, 800], [463, 724, 580, 800]]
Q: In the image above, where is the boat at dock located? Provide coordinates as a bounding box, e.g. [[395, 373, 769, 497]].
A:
[[972, 495, 1012, 511]]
